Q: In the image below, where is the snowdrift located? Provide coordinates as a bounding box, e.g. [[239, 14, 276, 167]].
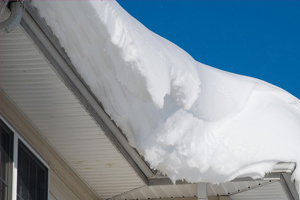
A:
[[33, 1, 300, 184]]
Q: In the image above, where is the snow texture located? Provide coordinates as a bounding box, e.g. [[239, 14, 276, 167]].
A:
[[33, 1, 300, 185]]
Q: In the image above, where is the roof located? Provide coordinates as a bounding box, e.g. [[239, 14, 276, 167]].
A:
[[1, 1, 299, 200]]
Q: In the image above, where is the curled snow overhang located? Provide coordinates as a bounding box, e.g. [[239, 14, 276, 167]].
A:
[[0, 1, 23, 35], [2, 1, 297, 199], [28, 0, 300, 187], [21, 0, 299, 189], [1, 1, 298, 200]]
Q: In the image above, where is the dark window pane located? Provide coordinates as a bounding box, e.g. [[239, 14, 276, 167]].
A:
[[1, 120, 13, 200], [17, 141, 48, 200]]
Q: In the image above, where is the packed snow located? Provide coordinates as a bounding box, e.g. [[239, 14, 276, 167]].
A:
[[33, 1, 300, 186]]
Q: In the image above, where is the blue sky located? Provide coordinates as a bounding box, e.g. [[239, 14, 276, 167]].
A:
[[117, 1, 300, 99]]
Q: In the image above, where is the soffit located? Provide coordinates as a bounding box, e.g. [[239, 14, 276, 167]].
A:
[[111, 179, 289, 200], [1, 8, 144, 199]]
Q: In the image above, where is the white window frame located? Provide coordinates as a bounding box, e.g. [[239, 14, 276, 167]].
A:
[[1, 116, 49, 200]]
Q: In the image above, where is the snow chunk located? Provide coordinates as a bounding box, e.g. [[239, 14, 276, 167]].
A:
[[33, 1, 300, 185]]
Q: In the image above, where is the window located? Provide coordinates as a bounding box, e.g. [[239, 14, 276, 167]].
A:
[[17, 142, 48, 200], [0, 119, 48, 200]]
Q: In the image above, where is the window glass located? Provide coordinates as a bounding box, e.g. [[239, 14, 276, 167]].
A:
[[17, 141, 48, 200]]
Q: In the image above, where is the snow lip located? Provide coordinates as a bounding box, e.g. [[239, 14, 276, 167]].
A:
[[31, 0, 300, 188]]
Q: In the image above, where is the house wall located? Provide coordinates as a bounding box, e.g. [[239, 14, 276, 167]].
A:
[[1, 93, 99, 200], [49, 168, 80, 200]]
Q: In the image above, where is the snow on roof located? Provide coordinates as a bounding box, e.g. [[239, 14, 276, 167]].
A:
[[32, 1, 300, 185]]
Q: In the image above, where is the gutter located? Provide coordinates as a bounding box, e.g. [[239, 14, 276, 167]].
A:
[[1, 1, 23, 35]]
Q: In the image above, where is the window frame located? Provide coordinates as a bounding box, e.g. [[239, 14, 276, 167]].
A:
[[1, 117, 49, 200], [1, 119, 13, 200]]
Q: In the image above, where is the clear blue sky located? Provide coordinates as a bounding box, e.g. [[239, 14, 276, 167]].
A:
[[117, 1, 300, 99]]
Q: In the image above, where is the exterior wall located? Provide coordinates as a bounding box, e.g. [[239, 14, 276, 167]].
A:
[[49, 168, 80, 200], [1, 93, 99, 200]]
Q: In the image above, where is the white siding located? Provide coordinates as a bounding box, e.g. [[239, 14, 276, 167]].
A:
[[49, 168, 80, 200]]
